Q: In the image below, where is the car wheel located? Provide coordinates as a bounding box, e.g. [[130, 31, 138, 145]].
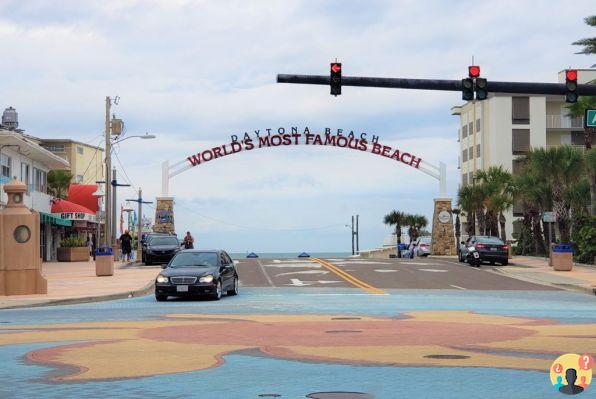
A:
[[211, 279, 222, 300], [155, 293, 167, 301], [490, 261, 495, 266], [145, 256, 152, 266], [227, 275, 239, 296], [500, 260, 509, 266]]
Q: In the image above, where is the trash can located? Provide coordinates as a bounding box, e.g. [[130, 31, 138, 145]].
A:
[[551, 244, 573, 271], [95, 245, 114, 276]]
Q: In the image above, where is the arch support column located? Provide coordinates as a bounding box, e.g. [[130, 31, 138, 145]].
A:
[[431, 198, 456, 256]]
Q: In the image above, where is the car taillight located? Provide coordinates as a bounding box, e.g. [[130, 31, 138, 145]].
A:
[[502, 245, 509, 250], [475, 244, 486, 249], [420, 244, 427, 248]]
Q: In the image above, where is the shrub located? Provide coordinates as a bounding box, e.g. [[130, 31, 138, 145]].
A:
[[575, 224, 596, 265], [60, 236, 87, 248]]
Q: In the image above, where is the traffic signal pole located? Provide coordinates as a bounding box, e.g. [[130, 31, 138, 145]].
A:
[[277, 74, 596, 96]]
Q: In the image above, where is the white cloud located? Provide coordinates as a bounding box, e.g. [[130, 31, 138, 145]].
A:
[[0, 0, 593, 251]]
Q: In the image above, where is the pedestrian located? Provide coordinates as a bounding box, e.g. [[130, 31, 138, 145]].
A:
[[183, 231, 195, 249], [119, 230, 133, 261]]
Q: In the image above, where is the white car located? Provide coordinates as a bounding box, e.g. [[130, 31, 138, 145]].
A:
[[410, 236, 431, 257]]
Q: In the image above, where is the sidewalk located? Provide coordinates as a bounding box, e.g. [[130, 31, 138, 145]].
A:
[[0, 260, 160, 309], [493, 256, 596, 295]]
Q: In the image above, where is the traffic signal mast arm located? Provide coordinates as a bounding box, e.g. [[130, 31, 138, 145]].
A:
[[277, 74, 596, 96]]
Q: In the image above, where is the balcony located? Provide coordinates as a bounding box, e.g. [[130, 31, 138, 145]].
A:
[[546, 115, 584, 129], [546, 144, 586, 152]]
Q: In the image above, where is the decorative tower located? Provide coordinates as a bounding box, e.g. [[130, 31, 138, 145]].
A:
[[0, 179, 47, 295], [430, 198, 457, 256]]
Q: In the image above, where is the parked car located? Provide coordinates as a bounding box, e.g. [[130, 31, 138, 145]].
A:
[[141, 232, 173, 263], [458, 235, 509, 266], [410, 236, 432, 257], [144, 235, 181, 265], [155, 249, 238, 301]]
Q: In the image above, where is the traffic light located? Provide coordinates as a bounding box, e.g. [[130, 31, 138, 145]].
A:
[[330, 62, 342, 96], [462, 78, 474, 101], [565, 69, 578, 103], [468, 65, 480, 79], [475, 78, 488, 100]]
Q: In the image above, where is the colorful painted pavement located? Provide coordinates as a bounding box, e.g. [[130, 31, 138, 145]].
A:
[[1, 288, 596, 398]]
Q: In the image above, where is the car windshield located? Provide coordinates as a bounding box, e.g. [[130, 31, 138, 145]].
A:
[[150, 237, 178, 246], [476, 236, 504, 245], [169, 252, 218, 268], [420, 237, 431, 244]]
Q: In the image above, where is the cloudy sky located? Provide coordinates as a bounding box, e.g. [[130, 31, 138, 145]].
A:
[[1, 0, 594, 253]]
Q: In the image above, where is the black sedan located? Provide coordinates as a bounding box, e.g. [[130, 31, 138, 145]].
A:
[[458, 235, 509, 266], [155, 250, 238, 301], [144, 235, 180, 265]]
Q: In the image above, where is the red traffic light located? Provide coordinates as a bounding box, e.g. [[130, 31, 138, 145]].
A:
[[468, 65, 480, 78], [566, 69, 577, 81], [331, 63, 341, 73]]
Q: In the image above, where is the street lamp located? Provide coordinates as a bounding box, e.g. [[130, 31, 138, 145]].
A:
[[112, 132, 156, 145], [92, 186, 104, 260]]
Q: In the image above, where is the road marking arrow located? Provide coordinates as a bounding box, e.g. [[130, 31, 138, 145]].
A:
[[275, 270, 330, 277], [286, 279, 312, 286]]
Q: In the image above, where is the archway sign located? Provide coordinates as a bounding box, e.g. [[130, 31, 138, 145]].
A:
[[155, 127, 456, 255]]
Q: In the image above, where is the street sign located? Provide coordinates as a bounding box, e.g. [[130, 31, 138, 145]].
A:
[[585, 109, 596, 128], [542, 211, 556, 223]]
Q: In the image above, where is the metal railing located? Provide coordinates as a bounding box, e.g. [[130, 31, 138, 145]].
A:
[[545, 144, 586, 152], [546, 115, 584, 129]]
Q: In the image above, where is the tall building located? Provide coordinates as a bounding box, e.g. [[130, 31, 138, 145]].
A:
[[39, 139, 104, 185], [451, 68, 596, 240], [0, 107, 72, 261]]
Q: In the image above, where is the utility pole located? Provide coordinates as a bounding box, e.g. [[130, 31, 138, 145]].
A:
[[111, 169, 130, 248], [127, 188, 153, 262], [356, 214, 359, 254], [104, 96, 112, 246], [351, 216, 355, 255]]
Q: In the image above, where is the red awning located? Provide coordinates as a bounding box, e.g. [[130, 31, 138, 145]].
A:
[[67, 184, 99, 212], [51, 199, 95, 214]]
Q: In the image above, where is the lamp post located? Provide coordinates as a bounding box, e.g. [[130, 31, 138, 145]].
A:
[[126, 188, 153, 262], [91, 185, 104, 260]]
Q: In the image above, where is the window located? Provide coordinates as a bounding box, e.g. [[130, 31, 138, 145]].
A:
[[43, 144, 65, 153], [468, 146, 474, 159], [1, 154, 11, 178], [468, 172, 474, 185], [512, 129, 531, 154], [462, 149, 468, 162], [571, 132, 584, 146], [33, 168, 47, 193], [76, 175, 83, 183], [462, 174, 468, 187], [77, 146, 84, 155], [476, 144, 481, 157], [21, 163, 30, 192], [476, 119, 481, 132], [462, 124, 468, 138], [512, 97, 530, 124], [512, 159, 525, 176], [468, 122, 473, 135]]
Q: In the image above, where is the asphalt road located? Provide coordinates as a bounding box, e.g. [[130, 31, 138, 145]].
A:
[[235, 256, 559, 292]]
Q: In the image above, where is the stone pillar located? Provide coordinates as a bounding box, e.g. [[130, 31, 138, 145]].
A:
[[153, 197, 175, 234], [0, 179, 48, 295], [431, 198, 456, 256]]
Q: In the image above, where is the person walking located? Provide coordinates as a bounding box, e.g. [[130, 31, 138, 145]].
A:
[[183, 231, 195, 249], [119, 230, 133, 261]]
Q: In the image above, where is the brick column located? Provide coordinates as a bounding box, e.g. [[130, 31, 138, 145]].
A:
[[431, 198, 456, 256], [153, 197, 175, 234]]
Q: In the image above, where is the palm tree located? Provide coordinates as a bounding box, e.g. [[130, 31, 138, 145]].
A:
[[457, 184, 485, 235], [405, 214, 428, 243], [527, 146, 585, 243], [383, 210, 407, 258], [476, 166, 514, 240], [572, 15, 596, 55], [452, 208, 461, 245], [47, 170, 73, 199], [587, 149, 596, 216], [566, 96, 596, 150], [513, 169, 551, 256]]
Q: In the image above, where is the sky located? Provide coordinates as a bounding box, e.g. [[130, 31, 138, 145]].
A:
[[0, 0, 594, 253]]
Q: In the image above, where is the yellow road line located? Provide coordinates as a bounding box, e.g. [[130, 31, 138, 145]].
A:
[[311, 258, 386, 295]]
